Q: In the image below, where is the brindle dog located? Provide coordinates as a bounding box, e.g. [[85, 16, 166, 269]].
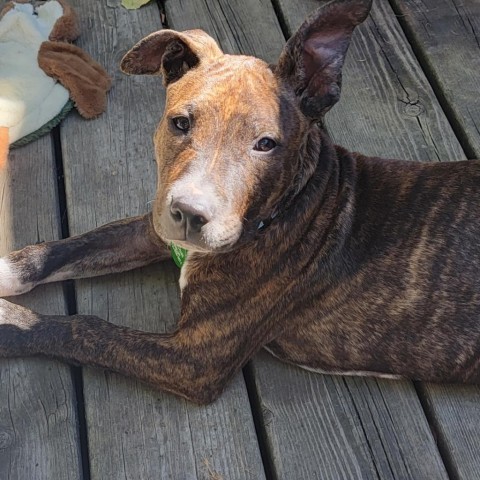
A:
[[0, 0, 479, 404]]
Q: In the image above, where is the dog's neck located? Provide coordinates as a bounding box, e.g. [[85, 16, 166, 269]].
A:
[[256, 128, 355, 256], [253, 125, 328, 230], [180, 127, 357, 312]]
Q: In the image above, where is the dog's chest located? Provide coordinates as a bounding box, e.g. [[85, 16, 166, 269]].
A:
[[178, 257, 190, 293]]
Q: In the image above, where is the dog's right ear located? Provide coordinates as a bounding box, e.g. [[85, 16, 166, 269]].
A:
[[275, 0, 372, 119], [120, 29, 223, 85]]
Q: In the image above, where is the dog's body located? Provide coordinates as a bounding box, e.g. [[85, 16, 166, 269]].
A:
[[0, 0, 479, 404]]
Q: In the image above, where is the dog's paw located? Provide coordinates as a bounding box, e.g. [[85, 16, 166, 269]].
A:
[[0, 257, 30, 297], [0, 299, 40, 357], [0, 299, 39, 328]]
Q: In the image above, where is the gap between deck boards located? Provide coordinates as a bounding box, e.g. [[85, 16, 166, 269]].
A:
[[52, 127, 92, 480]]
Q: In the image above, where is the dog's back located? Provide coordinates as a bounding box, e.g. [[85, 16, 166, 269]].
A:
[[264, 145, 480, 383]]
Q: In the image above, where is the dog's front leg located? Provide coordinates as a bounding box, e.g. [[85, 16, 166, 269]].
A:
[[0, 298, 266, 404], [0, 213, 169, 297]]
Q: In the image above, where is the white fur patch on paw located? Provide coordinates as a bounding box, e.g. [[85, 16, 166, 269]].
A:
[[0, 257, 28, 297], [0, 298, 39, 330]]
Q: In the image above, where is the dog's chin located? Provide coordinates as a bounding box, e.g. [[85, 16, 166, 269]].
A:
[[155, 216, 243, 254]]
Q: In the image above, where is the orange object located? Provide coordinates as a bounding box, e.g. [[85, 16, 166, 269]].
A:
[[0, 127, 8, 168]]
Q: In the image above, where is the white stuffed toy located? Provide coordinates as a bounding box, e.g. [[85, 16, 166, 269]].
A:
[[0, 0, 111, 166]]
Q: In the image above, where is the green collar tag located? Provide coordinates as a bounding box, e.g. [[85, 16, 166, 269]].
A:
[[170, 243, 188, 268]]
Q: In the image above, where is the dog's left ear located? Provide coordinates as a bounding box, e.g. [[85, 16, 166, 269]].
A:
[[276, 0, 372, 119], [120, 29, 223, 85]]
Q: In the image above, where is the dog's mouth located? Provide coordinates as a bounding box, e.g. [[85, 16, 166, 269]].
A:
[[155, 208, 244, 254]]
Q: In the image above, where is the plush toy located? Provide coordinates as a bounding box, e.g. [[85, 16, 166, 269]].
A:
[[0, 0, 112, 167]]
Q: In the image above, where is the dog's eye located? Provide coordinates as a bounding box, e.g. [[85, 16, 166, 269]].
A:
[[254, 137, 277, 152], [172, 116, 190, 132]]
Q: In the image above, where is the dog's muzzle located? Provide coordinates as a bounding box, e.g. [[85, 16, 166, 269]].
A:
[[157, 193, 244, 252], [170, 196, 213, 241]]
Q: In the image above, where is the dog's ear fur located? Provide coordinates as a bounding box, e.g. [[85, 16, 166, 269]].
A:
[[276, 0, 372, 119], [120, 29, 223, 85]]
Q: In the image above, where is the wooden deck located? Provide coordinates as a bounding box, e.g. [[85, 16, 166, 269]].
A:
[[1, 0, 479, 478]]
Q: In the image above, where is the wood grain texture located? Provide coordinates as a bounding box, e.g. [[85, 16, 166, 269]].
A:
[[0, 136, 81, 479], [164, 0, 285, 61], [60, 1, 265, 478], [251, 353, 449, 480], [416, 383, 480, 480], [166, 1, 453, 478], [391, 0, 480, 159]]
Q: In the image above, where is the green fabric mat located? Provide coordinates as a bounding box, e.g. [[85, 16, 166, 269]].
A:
[[11, 100, 75, 149]]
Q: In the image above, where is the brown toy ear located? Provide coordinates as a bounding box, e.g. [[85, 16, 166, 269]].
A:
[[275, 0, 371, 119], [1, 0, 80, 40], [38, 41, 112, 119], [48, 0, 80, 42], [120, 29, 223, 85]]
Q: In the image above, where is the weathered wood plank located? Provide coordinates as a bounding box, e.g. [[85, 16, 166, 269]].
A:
[[251, 353, 449, 479], [0, 137, 81, 478], [60, 1, 265, 478], [391, 0, 480, 159], [417, 383, 480, 480], [166, 0, 455, 478], [165, 0, 285, 60]]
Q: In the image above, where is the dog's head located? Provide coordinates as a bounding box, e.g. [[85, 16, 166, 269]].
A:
[[121, 0, 371, 253]]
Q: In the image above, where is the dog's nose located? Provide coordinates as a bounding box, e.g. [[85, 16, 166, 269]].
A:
[[170, 198, 212, 233]]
